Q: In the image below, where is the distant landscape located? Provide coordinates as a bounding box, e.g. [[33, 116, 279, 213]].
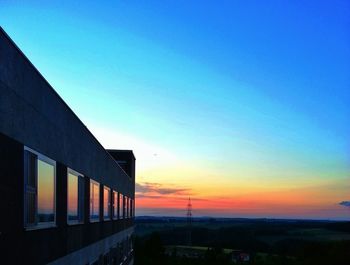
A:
[[134, 216, 350, 265]]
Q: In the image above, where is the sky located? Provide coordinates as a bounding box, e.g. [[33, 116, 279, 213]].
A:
[[1, 1, 350, 220]]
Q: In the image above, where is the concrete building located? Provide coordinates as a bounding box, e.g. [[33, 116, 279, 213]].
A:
[[0, 27, 135, 265]]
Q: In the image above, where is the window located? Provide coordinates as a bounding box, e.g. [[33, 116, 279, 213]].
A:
[[123, 195, 126, 219], [126, 197, 129, 218], [104, 186, 111, 220], [67, 169, 84, 224], [90, 180, 100, 221], [112, 190, 118, 219], [120, 193, 124, 219], [24, 147, 56, 228]]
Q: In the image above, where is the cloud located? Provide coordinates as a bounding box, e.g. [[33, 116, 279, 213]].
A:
[[339, 201, 350, 207], [136, 194, 163, 199], [136, 182, 190, 196], [157, 188, 189, 195]]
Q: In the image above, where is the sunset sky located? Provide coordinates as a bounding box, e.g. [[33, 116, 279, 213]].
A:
[[1, 1, 349, 220]]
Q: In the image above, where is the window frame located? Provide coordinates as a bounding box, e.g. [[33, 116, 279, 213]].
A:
[[90, 179, 100, 222], [67, 168, 85, 225], [24, 146, 56, 230]]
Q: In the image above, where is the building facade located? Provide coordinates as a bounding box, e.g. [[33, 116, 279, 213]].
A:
[[0, 27, 135, 265]]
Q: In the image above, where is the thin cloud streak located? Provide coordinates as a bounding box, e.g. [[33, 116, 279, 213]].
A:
[[136, 182, 191, 196], [339, 201, 350, 207]]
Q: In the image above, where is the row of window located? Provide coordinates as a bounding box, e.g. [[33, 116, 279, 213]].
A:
[[89, 178, 134, 223], [24, 146, 135, 228]]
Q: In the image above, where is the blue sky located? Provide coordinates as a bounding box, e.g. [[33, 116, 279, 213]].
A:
[[1, 1, 349, 218]]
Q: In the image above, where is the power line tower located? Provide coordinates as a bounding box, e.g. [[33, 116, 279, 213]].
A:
[[186, 197, 192, 246]]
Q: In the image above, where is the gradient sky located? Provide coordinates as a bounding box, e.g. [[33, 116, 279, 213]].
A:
[[1, 1, 349, 220]]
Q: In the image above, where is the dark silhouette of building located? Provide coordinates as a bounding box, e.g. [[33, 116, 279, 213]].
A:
[[0, 27, 135, 265]]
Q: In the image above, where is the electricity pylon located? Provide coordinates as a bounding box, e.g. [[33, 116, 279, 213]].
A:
[[186, 197, 192, 246]]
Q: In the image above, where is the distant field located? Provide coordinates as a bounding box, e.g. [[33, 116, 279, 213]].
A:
[[258, 228, 350, 244], [135, 220, 254, 236], [166, 245, 234, 254], [136, 218, 350, 235]]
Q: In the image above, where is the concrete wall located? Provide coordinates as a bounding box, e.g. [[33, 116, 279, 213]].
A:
[[0, 27, 134, 198], [48, 227, 134, 265]]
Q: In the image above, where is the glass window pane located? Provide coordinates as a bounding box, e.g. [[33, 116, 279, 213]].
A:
[[68, 173, 78, 221], [104, 187, 110, 219], [94, 183, 99, 216], [37, 159, 55, 223], [119, 193, 123, 219], [123, 195, 125, 219], [90, 181, 100, 220], [113, 191, 118, 219], [26, 192, 36, 224], [68, 171, 84, 224], [25, 151, 37, 187], [126, 197, 129, 218]]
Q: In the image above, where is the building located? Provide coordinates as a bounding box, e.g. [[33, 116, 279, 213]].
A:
[[0, 27, 135, 265], [231, 250, 250, 263]]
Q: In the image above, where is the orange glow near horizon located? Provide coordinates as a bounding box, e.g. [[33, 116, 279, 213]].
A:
[[135, 176, 350, 220]]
